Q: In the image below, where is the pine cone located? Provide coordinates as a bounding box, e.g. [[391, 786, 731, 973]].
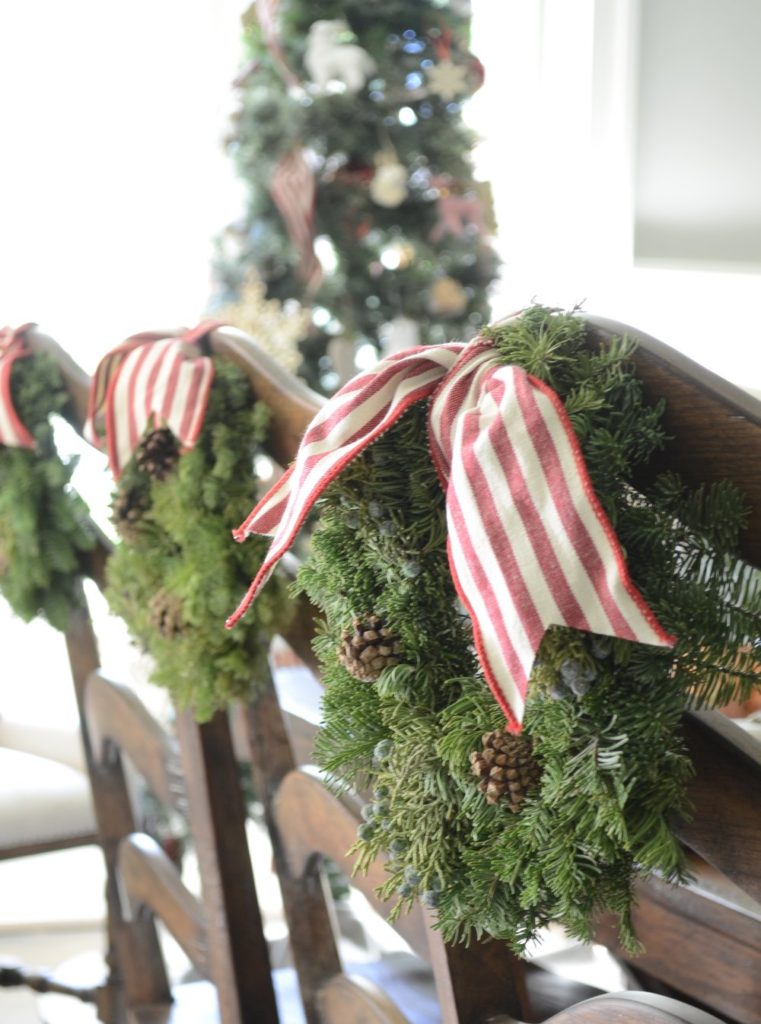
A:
[[136, 427, 180, 481], [470, 730, 541, 812], [149, 588, 185, 639], [338, 615, 402, 682], [111, 485, 150, 540]]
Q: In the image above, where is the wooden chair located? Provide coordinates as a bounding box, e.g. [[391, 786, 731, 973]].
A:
[[0, 715, 96, 861], [585, 316, 761, 1024]]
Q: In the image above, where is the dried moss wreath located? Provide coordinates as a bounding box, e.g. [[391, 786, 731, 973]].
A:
[[244, 306, 761, 953], [105, 358, 290, 719], [0, 345, 95, 630]]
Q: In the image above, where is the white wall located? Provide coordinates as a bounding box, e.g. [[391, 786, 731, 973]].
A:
[[0, 0, 246, 373], [470, 0, 761, 396], [636, 0, 761, 267]]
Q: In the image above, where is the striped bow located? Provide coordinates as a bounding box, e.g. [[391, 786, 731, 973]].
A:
[[0, 324, 37, 449], [227, 334, 674, 730], [86, 323, 218, 479]]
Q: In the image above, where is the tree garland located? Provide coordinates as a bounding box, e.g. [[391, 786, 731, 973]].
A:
[[105, 359, 291, 720], [0, 351, 95, 630], [295, 307, 761, 953]]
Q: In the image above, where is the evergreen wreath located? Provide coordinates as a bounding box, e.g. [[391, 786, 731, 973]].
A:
[[293, 306, 761, 953], [105, 358, 290, 720], [0, 349, 95, 630]]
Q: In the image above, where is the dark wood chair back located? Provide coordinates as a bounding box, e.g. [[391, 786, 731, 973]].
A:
[[584, 316, 761, 1024]]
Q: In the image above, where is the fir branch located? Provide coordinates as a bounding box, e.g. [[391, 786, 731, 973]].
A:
[[0, 352, 95, 630]]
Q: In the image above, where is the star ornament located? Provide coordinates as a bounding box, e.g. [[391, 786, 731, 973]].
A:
[[426, 58, 469, 101]]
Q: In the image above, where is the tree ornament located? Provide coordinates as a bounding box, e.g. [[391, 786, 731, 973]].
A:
[[427, 275, 469, 317], [338, 614, 402, 682], [369, 152, 409, 209], [429, 177, 486, 243], [248, 0, 299, 88], [469, 730, 541, 810], [327, 336, 357, 386], [135, 427, 180, 481], [270, 149, 323, 291], [380, 316, 420, 355], [213, 272, 309, 374], [425, 57, 469, 101], [304, 19, 377, 94], [379, 239, 416, 270]]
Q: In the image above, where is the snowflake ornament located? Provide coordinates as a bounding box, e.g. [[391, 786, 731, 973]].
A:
[[215, 273, 310, 372], [425, 58, 469, 101]]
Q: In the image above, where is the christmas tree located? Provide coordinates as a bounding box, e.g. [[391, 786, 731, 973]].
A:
[[215, 0, 499, 391]]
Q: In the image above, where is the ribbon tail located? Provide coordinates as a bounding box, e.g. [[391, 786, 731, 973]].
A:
[[439, 363, 675, 732], [232, 463, 297, 542]]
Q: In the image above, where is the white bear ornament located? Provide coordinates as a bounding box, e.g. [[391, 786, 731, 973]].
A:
[[304, 19, 377, 94]]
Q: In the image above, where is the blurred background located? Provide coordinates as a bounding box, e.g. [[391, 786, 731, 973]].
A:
[[0, 0, 758, 391]]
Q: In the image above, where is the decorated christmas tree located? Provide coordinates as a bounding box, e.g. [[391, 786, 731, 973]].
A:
[[215, 0, 499, 391]]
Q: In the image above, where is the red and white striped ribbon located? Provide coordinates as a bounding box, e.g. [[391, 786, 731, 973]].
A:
[[255, 0, 300, 87], [271, 149, 323, 291], [227, 332, 675, 730], [85, 323, 218, 480], [0, 324, 37, 449]]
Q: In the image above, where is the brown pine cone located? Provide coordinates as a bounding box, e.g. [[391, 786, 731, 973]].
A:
[[338, 614, 402, 682], [470, 729, 541, 812], [135, 427, 180, 481]]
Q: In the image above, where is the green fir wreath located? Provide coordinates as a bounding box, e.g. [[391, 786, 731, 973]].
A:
[[295, 306, 761, 953], [0, 351, 95, 630], [105, 358, 290, 720]]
